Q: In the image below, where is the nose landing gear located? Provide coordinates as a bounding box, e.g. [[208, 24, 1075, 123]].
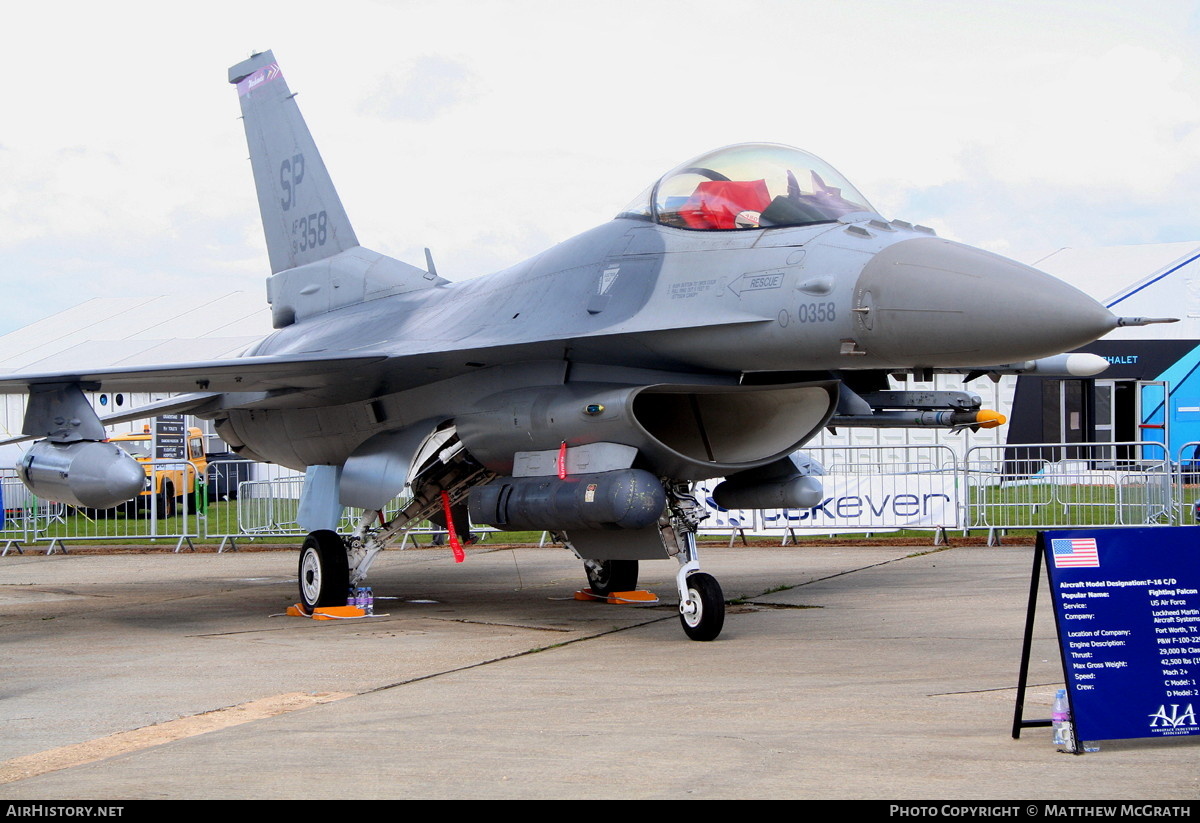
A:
[[678, 571, 724, 641], [664, 483, 726, 641]]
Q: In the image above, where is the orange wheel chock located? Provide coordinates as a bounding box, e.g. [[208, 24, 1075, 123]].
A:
[[287, 604, 367, 619], [574, 589, 659, 606]]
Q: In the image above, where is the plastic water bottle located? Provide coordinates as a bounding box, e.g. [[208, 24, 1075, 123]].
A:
[[1052, 689, 1075, 752], [362, 586, 374, 616], [348, 587, 360, 609]]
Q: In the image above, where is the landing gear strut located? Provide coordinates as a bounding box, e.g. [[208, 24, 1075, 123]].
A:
[[295, 438, 493, 614], [663, 482, 726, 641], [575, 484, 727, 640]]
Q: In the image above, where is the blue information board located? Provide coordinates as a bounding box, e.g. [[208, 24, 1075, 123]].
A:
[[1043, 526, 1200, 741]]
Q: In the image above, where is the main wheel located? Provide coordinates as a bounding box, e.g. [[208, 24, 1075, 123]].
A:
[[298, 530, 349, 613], [585, 559, 638, 595], [679, 572, 725, 641]]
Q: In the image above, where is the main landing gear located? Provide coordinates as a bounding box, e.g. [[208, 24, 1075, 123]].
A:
[[296, 443, 490, 614], [298, 529, 350, 612], [584, 558, 639, 595]]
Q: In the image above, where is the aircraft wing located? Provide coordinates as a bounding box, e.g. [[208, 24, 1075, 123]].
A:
[[0, 307, 770, 402], [0, 352, 389, 394]]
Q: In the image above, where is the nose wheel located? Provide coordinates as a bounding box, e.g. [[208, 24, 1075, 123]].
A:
[[299, 529, 349, 613], [661, 484, 727, 641], [679, 572, 724, 641]]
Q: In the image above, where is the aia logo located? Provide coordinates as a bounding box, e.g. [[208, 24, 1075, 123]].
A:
[[1148, 704, 1197, 728]]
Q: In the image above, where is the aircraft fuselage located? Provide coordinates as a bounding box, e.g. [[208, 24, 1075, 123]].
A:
[[216, 215, 1114, 471]]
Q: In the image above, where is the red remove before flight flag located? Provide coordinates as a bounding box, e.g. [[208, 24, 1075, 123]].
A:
[[440, 489, 465, 563]]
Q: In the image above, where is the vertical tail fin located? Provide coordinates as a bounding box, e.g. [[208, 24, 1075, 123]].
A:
[[229, 51, 358, 274]]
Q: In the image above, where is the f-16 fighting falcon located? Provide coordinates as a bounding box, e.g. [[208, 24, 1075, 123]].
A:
[[1, 50, 1151, 640]]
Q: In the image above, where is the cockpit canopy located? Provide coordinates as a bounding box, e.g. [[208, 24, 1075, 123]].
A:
[[620, 143, 877, 231]]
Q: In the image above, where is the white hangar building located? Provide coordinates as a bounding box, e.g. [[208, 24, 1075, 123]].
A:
[[0, 292, 272, 467]]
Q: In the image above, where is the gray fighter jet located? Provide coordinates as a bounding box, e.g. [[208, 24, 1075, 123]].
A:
[[1, 51, 1145, 640]]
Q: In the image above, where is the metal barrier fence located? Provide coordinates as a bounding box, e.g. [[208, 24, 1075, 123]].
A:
[[201, 460, 301, 550], [964, 441, 1173, 543], [236, 476, 304, 535], [3, 442, 1198, 553], [1175, 441, 1200, 527], [1, 468, 56, 554], [2, 461, 201, 554]]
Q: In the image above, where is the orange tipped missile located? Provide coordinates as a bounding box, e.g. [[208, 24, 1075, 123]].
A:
[[974, 409, 1006, 429], [827, 408, 1009, 430]]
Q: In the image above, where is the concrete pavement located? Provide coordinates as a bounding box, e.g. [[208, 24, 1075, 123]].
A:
[[1, 541, 1196, 799]]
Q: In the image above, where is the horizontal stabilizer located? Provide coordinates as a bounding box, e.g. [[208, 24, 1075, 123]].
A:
[[267, 246, 446, 328], [98, 392, 221, 426], [0, 393, 220, 448]]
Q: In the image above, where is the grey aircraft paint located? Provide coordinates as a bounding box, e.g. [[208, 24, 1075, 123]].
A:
[[0, 50, 1132, 639]]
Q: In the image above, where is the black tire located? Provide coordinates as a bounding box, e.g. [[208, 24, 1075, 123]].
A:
[[585, 559, 638, 595], [298, 530, 349, 612], [157, 483, 176, 520], [679, 572, 725, 641]]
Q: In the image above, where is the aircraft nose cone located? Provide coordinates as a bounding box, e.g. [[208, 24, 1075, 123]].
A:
[[852, 237, 1116, 365]]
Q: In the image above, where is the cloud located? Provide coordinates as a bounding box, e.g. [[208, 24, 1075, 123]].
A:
[[358, 55, 481, 122], [1, 1, 1198, 339], [970, 46, 1200, 194]]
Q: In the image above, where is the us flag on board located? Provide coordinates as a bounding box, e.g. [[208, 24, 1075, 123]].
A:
[[1050, 537, 1100, 568]]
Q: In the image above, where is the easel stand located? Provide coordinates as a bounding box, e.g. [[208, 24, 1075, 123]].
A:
[[1011, 533, 1081, 753]]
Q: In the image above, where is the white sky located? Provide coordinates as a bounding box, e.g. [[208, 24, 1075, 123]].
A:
[[1, 0, 1198, 335]]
